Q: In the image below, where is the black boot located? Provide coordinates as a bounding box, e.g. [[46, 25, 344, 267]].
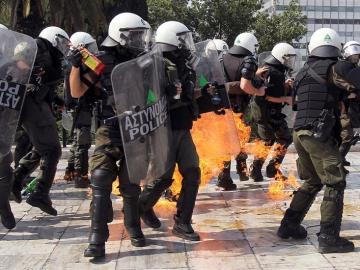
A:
[[217, 161, 236, 191], [74, 172, 90, 188], [84, 244, 105, 258], [64, 166, 75, 181], [318, 233, 354, 253], [85, 169, 114, 258], [278, 188, 320, 239], [172, 215, 200, 241], [250, 159, 264, 182], [235, 153, 249, 181], [121, 184, 146, 247], [173, 167, 201, 241], [139, 178, 173, 228], [317, 183, 354, 253], [0, 172, 16, 229], [26, 184, 57, 216], [266, 159, 286, 180], [277, 209, 307, 239]]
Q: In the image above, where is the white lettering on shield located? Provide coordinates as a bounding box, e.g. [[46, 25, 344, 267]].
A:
[[0, 80, 22, 110], [123, 96, 168, 142]]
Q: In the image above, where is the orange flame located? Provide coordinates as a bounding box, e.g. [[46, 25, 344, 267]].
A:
[[170, 109, 242, 195], [267, 171, 301, 200]]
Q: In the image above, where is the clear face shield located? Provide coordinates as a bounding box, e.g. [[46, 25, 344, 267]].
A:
[[119, 28, 151, 52], [82, 41, 98, 54], [253, 44, 259, 58], [283, 54, 297, 70], [55, 34, 71, 56], [177, 31, 195, 51]]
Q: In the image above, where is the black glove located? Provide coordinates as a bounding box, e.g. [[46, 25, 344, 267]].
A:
[[67, 48, 82, 68]]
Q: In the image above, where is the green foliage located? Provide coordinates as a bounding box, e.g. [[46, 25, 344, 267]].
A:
[[147, 0, 192, 29], [254, 0, 307, 52]]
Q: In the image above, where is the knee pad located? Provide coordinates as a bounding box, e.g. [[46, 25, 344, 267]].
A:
[[91, 169, 116, 190], [182, 167, 201, 187]]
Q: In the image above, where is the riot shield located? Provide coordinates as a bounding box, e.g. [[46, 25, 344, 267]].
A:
[[0, 29, 37, 159], [111, 45, 171, 184], [62, 110, 73, 132], [193, 40, 231, 113], [190, 40, 241, 184]]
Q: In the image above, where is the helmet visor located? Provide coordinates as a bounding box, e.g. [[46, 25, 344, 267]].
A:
[[84, 41, 98, 54], [55, 34, 71, 56], [283, 54, 296, 69], [344, 44, 360, 58], [177, 31, 195, 51], [120, 28, 151, 51]]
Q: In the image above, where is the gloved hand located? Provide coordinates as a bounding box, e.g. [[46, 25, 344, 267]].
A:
[[67, 48, 82, 68]]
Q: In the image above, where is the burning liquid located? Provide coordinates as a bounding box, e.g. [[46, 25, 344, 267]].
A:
[[170, 110, 242, 195], [268, 171, 301, 200]]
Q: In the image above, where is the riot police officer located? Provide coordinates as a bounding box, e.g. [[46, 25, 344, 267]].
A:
[[138, 21, 236, 241], [278, 28, 360, 253], [337, 41, 360, 166], [217, 32, 266, 190], [63, 32, 98, 188], [249, 43, 295, 182], [11, 26, 68, 216], [68, 13, 151, 258]]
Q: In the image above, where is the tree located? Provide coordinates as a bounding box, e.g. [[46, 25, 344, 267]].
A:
[[147, 0, 191, 30], [190, 0, 262, 44], [0, 0, 148, 39], [253, 0, 307, 52]]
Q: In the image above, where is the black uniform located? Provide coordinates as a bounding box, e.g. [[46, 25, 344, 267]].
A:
[[217, 51, 258, 189], [249, 60, 292, 181], [83, 47, 146, 257], [11, 38, 63, 216], [138, 50, 201, 241]]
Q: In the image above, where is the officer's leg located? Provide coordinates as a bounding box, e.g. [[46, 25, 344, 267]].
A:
[[217, 159, 236, 191], [266, 121, 293, 178], [21, 100, 61, 216], [139, 165, 175, 228], [64, 135, 75, 181], [14, 127, 32, 169], [278, 131, 322, 239], [339, 113, 354, 166], [74, 125, 91, 188], [84, 126, 120, 258], [0, 153, 16, 229], [172, 130, 201, 241], [235, 152, 249, 181], [12, 149, 41, 203], [250, 123, 273, 182], [312, 140, 353, 253], [118, 158, 145, 247]]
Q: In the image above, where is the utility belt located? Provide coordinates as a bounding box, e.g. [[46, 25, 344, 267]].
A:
[[295, 108, 336, 142]]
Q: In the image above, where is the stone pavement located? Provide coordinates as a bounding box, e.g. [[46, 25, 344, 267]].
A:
[[1, 152, 360, 270]]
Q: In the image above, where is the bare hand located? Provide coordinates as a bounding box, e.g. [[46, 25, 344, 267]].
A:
[[256, 66, 270, 79], [285, 78, 294, 88]]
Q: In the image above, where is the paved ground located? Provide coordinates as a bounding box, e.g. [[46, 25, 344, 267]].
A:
[[1, 152, 360, 270]]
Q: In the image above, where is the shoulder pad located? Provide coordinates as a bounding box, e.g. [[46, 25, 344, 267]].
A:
[[243, 55, 257, 65]]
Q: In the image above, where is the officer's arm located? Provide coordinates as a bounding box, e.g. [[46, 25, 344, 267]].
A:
[[240, 78, 265, 96], [69, 67, 92, 98], [335, 62, 360, 90]]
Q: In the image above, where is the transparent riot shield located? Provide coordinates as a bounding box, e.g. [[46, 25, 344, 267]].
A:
[[0, 29, 37, 159], [111, 45, 171, 184], [193, 40, 231, 113], [191, 40, 241, 182], [258, 51, 271, 66]]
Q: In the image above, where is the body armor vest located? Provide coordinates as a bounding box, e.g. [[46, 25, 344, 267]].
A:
[[222, 53, 245, 82], [293, 58, 341, 130]]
